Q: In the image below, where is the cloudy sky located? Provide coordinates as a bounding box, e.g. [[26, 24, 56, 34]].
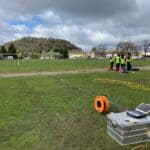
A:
[[0, 0, 150, 50]]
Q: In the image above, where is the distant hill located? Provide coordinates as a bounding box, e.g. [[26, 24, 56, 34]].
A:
[[3, 37, 81, 53]]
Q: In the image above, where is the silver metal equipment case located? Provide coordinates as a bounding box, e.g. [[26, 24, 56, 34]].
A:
[[107, 112, 150, 145]]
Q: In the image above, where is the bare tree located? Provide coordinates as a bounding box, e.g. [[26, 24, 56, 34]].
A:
[[116, 41, 139, 54], [96, 44, 107, 58], [141, 40, 150, 56], [97, 44, 106, 51], [91, 47, 96, 52]]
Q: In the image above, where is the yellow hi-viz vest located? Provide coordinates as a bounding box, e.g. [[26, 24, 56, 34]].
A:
[[109, 57, 114, 63], [116, 56, 120, 64], [121, 58, 125, 64], [126, 57, 131, 62]]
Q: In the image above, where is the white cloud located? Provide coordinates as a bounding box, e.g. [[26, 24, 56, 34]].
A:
[[90, 32, 118, 44], [31, 24, 119, 50], [32, 24, 85, 46], [12, 25, 31, 39], [0, 22, 31, 44], [40, 11, 61, 24]]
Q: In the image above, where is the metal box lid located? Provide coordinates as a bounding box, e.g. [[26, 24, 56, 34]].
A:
[[107, 112, 150, 127]]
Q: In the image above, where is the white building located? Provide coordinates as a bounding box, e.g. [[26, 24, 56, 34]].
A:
[[141, 52, 150, 57], [69, 50, 85, 59]]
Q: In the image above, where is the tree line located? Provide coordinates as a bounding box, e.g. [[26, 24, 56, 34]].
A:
[[0, 43, 69, 59], [1, 40, 150, 59], [0, 44, 17, 59], [92, 40, 150, 57]]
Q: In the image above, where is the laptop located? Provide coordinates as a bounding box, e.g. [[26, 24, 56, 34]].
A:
[[127, 103, 150, 119], [135, 103, 150, 114]]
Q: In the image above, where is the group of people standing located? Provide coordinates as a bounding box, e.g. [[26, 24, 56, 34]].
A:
[[109, 53, 132, 72]]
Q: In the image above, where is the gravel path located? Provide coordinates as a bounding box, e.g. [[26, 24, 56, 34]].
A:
[[0, 66, 149, 78]]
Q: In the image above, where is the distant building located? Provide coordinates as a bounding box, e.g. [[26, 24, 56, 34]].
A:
[[7, 56, 13, 60], [90, 50, 106, 59], [90, 51, 100, 59], [69, 50, 86, 59], [106, 53, 118, 58], [106, 54, 112, 59], [141, 52, 150, 57], [40, 56, 50, 60], [23, 57, 30, 60]]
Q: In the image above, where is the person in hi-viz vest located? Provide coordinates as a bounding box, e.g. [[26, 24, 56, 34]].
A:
[[120, 54, 126, 72], [126, 53, 132, 71], [109, 54, 115, 70], [115, 54, 121, 71]]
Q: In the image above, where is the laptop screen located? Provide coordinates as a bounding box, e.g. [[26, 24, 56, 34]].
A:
[[136, 104, 150, 113]]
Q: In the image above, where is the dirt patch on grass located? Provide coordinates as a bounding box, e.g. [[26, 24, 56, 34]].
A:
[[0, 66, 150, 78]]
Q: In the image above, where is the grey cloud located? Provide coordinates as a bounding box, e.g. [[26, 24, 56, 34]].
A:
[[50, 0, 137, 19], [0, 0, 150, 49], [0, 0, 137, 21], [0, 0, 52, 15]]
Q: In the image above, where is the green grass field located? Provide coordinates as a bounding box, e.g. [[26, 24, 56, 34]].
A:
[[0, 59, 107, 73], [0, 59, 150, 150], [0, 59, 150, 73]]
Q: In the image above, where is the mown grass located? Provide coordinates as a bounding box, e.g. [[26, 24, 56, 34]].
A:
[[0, 59, 107, 73], [0, 71, 150, 150], [0, 59, 150, 73]]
